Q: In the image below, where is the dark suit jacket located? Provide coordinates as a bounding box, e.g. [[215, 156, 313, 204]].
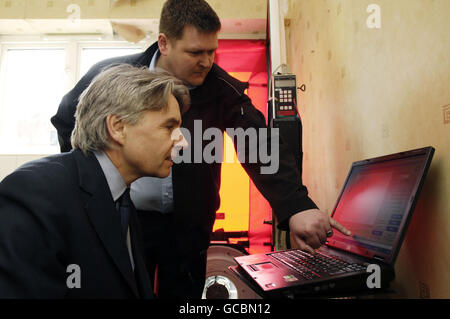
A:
[[0, 149, 153, 298], [51, 42, 318, 272]]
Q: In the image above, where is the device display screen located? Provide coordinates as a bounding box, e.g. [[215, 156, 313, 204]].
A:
[[275, 79, 296, 87], [328, 155, 425, 260]]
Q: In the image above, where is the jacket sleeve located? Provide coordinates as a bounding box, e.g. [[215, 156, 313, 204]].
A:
[[0, 169, 68, 298], [222, 89, 318, 230]]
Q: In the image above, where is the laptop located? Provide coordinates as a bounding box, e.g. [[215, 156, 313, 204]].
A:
[[232, 146, 434, 298]]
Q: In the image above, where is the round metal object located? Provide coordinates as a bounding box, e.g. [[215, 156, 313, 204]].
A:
[[202, 245, 261, 299]]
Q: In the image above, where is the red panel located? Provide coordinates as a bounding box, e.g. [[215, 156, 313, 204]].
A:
[[214, 40, 272, 254]]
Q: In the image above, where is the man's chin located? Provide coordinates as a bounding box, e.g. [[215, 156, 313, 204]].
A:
[[156, 170, 170, 179], [157, 163, 172, 178], [187, 75, 207, 86]]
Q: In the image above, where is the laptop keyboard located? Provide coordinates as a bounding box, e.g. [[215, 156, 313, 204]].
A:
[[271, 250, 367, 280]]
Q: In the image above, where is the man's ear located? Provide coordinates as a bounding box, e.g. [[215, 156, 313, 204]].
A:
[[106, 114, 125, 146], [158, 33, 170, 56]]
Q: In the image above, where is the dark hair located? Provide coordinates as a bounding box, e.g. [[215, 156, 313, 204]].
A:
[[159, 0, 221, 39]]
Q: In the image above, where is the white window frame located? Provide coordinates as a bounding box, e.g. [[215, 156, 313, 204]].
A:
[[76, 40, 146, 80], [0, 35, 148, 155]]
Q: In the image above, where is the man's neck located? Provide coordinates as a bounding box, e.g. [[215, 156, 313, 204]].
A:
[[155, 54, 171, 73], [104, 148, 139, 187]]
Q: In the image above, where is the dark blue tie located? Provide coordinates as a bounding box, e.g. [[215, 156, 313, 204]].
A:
[[119, 188, 132, 238]]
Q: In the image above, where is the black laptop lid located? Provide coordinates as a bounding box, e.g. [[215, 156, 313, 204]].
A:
[[327, 147, 434, 265]]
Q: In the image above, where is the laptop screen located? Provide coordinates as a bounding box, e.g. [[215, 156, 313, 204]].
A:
[[327, 149, 432, 263]]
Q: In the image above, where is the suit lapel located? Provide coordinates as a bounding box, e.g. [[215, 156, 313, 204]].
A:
[[73, 150, 140, 297]]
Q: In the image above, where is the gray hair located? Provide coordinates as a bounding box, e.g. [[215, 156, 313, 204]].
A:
[[71, 64, 190, 153]]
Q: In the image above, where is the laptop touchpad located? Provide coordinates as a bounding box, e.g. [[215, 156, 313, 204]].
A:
[[251, 262, 278, 271]]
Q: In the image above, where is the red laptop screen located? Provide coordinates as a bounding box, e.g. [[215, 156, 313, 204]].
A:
[[328, 154, 427, 261]]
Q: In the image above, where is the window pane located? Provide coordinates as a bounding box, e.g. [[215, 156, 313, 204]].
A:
[[0, 48, 66, 154], [79, 47, 142, 79]]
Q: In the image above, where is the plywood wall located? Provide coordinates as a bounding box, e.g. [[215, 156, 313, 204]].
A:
[[286, 0, 449, 298]]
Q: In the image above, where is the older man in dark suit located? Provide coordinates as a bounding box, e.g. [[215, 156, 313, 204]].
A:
[[0, 64, 189, 298]]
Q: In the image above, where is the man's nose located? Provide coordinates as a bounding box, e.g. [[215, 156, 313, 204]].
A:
[[199, 52, 213, 68]]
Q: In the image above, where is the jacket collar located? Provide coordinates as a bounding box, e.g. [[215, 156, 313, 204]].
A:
[[136, 42, 159, 68], [190, 64, 249, 106], [72, 149, 146, 298]]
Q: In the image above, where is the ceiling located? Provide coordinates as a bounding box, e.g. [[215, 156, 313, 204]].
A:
[[0, 0, 267, 41]]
